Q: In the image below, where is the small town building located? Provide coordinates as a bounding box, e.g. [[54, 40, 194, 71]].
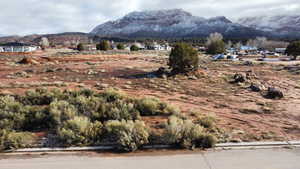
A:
[[198, 46, 206, 52], [82, 44, 97, 51], [146, 42, 172, 51], [275, 48, 286, 54], [0, 42, 39, 52], [239, 45, 258, 55]]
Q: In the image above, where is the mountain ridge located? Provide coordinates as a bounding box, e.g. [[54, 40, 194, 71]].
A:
[[237, 15, 300, 38], [90, 9, 265, 38]]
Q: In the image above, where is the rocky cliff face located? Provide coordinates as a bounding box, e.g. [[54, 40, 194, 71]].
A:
[[91, 9, 265, 38]]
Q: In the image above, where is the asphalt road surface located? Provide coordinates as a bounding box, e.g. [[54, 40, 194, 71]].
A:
[[1, 148, 299, 169]]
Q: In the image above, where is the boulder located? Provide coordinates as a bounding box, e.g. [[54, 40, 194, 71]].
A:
[[243, 61, 254, 66], [232, 73, 248, 83], [265, 87, 284, 99], [249, 82, 266, 92]]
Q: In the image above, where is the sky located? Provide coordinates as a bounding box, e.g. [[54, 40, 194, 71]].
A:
[[0, 0, 299, 35]]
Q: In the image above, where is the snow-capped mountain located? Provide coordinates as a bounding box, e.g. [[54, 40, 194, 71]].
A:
[[91, 9, 264, 38], [238, 15, 300, 38]]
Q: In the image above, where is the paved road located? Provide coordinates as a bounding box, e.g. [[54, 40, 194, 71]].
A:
[[0, 148, 299, 169]]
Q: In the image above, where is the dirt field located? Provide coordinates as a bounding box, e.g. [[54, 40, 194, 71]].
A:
[[0, 49, 300, 142]]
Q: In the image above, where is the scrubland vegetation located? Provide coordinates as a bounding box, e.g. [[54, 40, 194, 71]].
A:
[[0, 88, 219, 152]]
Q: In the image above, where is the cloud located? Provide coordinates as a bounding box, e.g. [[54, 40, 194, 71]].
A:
[[0, 0, 299, 35]]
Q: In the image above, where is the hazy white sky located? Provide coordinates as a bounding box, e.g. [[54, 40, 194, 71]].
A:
[[0, 0, 299, 35]]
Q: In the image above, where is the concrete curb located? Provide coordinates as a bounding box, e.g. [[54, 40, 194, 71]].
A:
[[4, 141, 300, 153], [215, 141, 300, 150]]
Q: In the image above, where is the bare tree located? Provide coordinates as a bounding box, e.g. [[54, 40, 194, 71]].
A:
[[263, 40, 289, 51], [40, 37, 49, 49], [234, 42, 242, 50], [205, 32, 226, 54], [226, 40, 233, 49], [255, 37, 267, 49], [206, 32, 224, 46], [246, 37, 267, 49], [246, 39, 255, 47]]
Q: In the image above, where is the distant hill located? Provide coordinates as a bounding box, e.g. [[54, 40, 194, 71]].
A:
[[0, 32, 90, 45], [90, 9, 266, 39]]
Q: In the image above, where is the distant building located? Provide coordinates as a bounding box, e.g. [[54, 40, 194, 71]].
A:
[[275, 48, 286, 54], [198, 46, 206, 52], [146, 42, 172, 51], [239, 45, 258, 55], [82, 44, 97, 51], [240, 45, 258, 51], [0, 42, 39, 52]]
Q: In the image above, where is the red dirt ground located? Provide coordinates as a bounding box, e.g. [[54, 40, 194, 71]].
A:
[[0, 50, 299, 142]]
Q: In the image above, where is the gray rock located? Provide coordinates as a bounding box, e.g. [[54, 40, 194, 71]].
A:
[[188, 75, 198, 80], [265, 87, 284, 99], [232, 73, 247, 83], [249, 82, 265, 92]]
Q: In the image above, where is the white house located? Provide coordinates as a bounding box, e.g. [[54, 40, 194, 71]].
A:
[[0, 42, 39, 52], [146, 42, 172, 51], [275, 48, 286, 54]]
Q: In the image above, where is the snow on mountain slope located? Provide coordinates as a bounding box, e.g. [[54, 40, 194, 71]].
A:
[[238, 15, 300, 36], [90, 9, 264, 38]]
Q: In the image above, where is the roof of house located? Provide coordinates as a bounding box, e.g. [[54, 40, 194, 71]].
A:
[[240, 46, 257, 50]]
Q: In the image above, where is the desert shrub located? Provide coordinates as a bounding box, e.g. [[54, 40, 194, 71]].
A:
[[0, 129, 8, 151], [100, 88, 126, 102], [163, 116, 216, 149], [20, 88, 65, 105], [196, 115, 216, 129], [196, 134, 217, 148], [286, 41, 300, 60], [130, 45, 139, 51], [117, 44, 125, 50], [136, 97, 179, 116], [84, 121, 103, 144], [63, 89, 83, 98], [69, 96, 104, 117], [22, 89, 51, 105], [91, 100, 140, 122], [23, 106, 50, 131], [78, 88, 95, 97], [105, 120, 149, 152], [97, 41, 111, 51], [77, 43, 84, 51], [62, 88, 95, 99], [169, 43, 199, 73], [1, 131, 37, 150], [48, 100, 77, 128], [0, 96, 26, 130], [163, 116, 204, 149], [57, 116, 103, 146]]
